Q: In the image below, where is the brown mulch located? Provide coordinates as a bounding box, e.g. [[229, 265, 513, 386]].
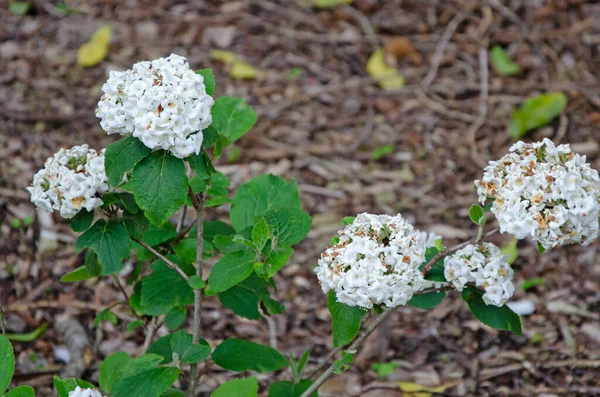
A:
[[1, 0, 600, 396]]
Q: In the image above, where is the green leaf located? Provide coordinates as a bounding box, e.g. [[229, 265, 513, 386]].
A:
[[147, 334, 176, 364], [268, 380, 317, 397], [490, 45, 520, 76], [5, 386, 35, 397], [469, 204, 485, 225], [164, 307, 187, 331], [211, 377, 258, 397], [141, 257, 194, 312], [509, 92, 567, 140], [408, 291, 446, 310], [105, 136, 152, 186], [327, 291, 366, 347], [130, 150, 188, 226], [112, 354, 180, 397], [500, 238, 519, 265], [143, 222, 177, 247], [60, 265, 98, 283], [420, 247, 446, 282], [0, 336, 14, 395], [187, 150, 214, 180], [251, 218, 270, 250], [196, 69, 215, 96], [127, 320, 144, 331], [371, 362, 399, 378], [93, 308, 118, 327], [313, 0, 352, 8], [521, 277, 546, 290], [9, 1, 33, 16], [75, 219, 131, 275], [170, 330, 211, 364], [211, 96, 257, 145], [99, 352, 131, 394], [70, 210, 94, 232], [371, 144, 394, 160], [189, 276, 206, 290], [230, 174, 302, 232], [212, 338, 288, 373], [85, 250, 102, 276], [262, 247, 293, 278], [53, 377, 76, 397], [342, 217, 355, 226], [208, 250, 256, 293], [537, 241, 546, 254], [202, 127, 219, 148], [218, 274, 274, 320], [333, 352, 354, 374], [462, 287, 522, 335], [123, 210, 150, 240], [6, 323, 48, 342], [263, 207, 311, 247], [214, 235, 247, 253], [161, 390, 185, 397]]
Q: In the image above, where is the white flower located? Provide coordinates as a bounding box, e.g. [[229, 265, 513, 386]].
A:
[[417, 231, 442, 249], [27, 145, 109, 219], [68, 387, 105, 397], [475, 138, 600, 249], [96, 53, 214, 159], [315, 213, 426, 309], [444, 242, 514, 307]]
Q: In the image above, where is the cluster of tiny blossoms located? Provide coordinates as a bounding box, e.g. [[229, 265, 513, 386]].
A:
[[476, 138, 600, 249], [27, 145, 108, 219], [444, 242, 514, 307], [315, 213, 426, 309], [96, 54, 214, 159], [68, 387, 105, 397]]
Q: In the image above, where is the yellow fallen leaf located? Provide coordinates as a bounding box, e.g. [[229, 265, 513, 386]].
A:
[[398, 381, 458, 397], [366, 48, 404, 90], [230, 61, 259, 79], [210, 49, 238, 64], [77, 24, 112, 67]]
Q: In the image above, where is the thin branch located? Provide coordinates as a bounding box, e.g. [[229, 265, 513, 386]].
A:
[[142, 317, 158, 353], [300, 308, 394, 397], [112, 275, 130, 302], [187, 188, 207, 397], [176, 206, 188, 234], [133, 238, 190, 282], [0, 305, 5, 336], [421, 228, 499, 277], [176, 218, 197, 242]]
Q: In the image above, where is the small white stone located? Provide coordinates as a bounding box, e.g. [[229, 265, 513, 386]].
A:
[[506, 299, 535, 316]]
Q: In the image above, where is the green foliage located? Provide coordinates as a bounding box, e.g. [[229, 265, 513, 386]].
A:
[[75, 219, 131, 275], [208, 250, 256, 293], [327, 291, 366, 347], [263, 207, 312, 247], [408, 291, 446, 310], [104, 136, 151, 186], [8, 1, 33, 16], [99, 352, 131, 394], [510, 92, 567, 140], [212, 338, 288, 373], [141, 257, 194, 314], [420, 247, 446, 282], [521, 277, 546, 290], [537, 241, 546, 254], [218, 274, 282, 320], [469, 204, 485, 225], [333, 352, 354, 374], [268, 380, 317, 397], [0, 336, 14, 395], [490, 46, 520, 76], [94, 308, 118, 327], [70, 210, 94, 232], [371, 362, 399, 378], [4, 386, 35, 397], [170, 330, 211, 364], [371, 144, 394, 160], [164, 307, 187, 330], [53, 377, 95, 397], [251, 218, 270, 251], [110, 354, 180, 397], [462, 287, 522, 335], [5, 323, 48, 342], [127, 320, 144, 331], [60, 265, 98, 283], [313, 0, 352, 8], [288, 349, 311, 382], [196, 69, 215, 96], [342, 217, 355, 226], [189, 276, 206, 290], [211, 377, 258, 397], [130, 150, 189, 226], [210, 96, 257, 145]]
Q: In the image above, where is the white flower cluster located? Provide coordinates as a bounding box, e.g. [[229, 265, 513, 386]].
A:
[[476, 138, 600, 249], [96, 53, 214, 159], [68, 387, 105, 397], [444, 242, 514, 307], [27, 145, 109, 219], [418, 231, 442, 249], [315, 213, 426, 309]]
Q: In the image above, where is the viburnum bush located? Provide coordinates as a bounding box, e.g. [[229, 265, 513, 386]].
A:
[[2, 54, 599, 397]]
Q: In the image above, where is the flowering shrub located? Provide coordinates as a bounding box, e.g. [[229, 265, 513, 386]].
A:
[[1, 53, 598, 397]]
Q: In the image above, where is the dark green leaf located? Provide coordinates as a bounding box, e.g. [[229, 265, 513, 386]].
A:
[[60, 265, 98, 283], [263, 247, 293, 278], [123, 210, 150, 240], [85, 250, 102, 276], [218, 274, 274, 320], [70, 210, 94, 232], [211, 96, 257, 144], [202, 126, 219, 148], [469, 204, 485, 225], [490, 45, 520, 76], [143, 222, 177, 247], [99, 352, 131, 394], [130, 150, 188, 226], [230, 174, 301, 232], [251, 218, 270, 250], [327, 291, 366, 347], [211, 377, 258, 397], [462, 287, 522, 335], [510, 92, 567, 140], [408, 291, 446, 310], [208, 250, 256, 293], [105, 136, 152, 186], [170, 330, 211, 364], [112, 354, 180, 397], [212, 338, 288, 373], [0, 335, 14, 395], [537, 241, 546, 254], [263, 207, 311, 247], [75, 219, 131, 275], [141, 257, 194, 312], [268, 380, 317, 397], [164, 307, 187, 331], [187, 150, 214, 180], [127, 320, 144, 331], [5, 386, 35, 397], [196, 69, 215, 96], [189, 276, 206, 290], [214, 235, 248, 253], [147, 334, 175, 364], [53, 377, 76, 397]]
